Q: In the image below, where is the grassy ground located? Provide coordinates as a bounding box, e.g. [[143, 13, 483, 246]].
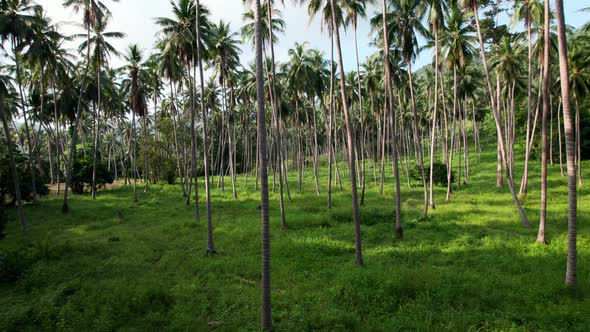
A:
[[1, 147, 589, 331]]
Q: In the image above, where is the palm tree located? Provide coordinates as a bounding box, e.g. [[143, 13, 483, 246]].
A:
[[425, 0, 446, 209], [554, 0, 577, 289], [209, 20, 241, 200], [439, 3, 475, 200], [343, 0, 372, 205], [462, 0, 530, 227], [195, 0, 215, 254], [537, 0, 549, 244], [61, 0, 119, 212], [0, 0, 43, 204], [381, 0, 403, 240], [387, 0, 428, 216], [122, 44, 146, 202], [75, 16, 123, 200], [514, 0, 542, 198], [328, 0, 363, 266], [251, 0, 272, 329], [0, 69, 27, 238]]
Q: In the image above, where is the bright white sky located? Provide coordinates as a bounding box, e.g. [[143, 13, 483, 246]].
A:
[[40, 0, 589, 72]]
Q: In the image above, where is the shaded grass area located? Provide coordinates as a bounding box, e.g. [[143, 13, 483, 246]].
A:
[[1, 146, 589, 330]]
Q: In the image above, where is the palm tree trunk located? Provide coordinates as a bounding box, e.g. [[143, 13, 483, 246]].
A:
[[91, 62, 101, 199], [555, 0, 577, 288], [429, 29, 439, 209], [381, 0, 402, 239], [196, 0, 215, 253], [331, 0, 363, 266], [1, 106, 27, 238], [132, 109, 138, 202], [538, 0, 550, 244], [558, 97, 564, 176], [254, 0, 272, 328], [12, 39, 38, 204]]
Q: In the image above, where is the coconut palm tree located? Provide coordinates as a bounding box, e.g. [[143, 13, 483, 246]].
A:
[[514, 0, 543, 198], [554, 0, 577, 289], [121, 44, 146, 203], [342, 0, 373, 205], [425, 0, 447, 209], [0, 68, 27, 237], [439, 3, 475, 200], [537, 0, 550, 244], [250, 0, 272, 329], [61, 0, 119, 212], [209, 20, 241, 200], [328, 0, 363, 266], [195, 0, 215, 254], [75, 16, 123, 199], [0, 0, 43, 204], [387, 0, 428, 216]]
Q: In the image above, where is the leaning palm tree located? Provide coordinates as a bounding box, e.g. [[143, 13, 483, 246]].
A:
[[554, 0, 577, 289], [462, 0, 530, 227]]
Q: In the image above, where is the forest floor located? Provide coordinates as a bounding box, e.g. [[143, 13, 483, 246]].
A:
[[1, 147, 589, 330]]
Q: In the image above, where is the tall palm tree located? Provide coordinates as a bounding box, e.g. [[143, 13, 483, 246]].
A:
[[251, 0, 272, 329], [329, 0, 363, 266], [554, 0, 577, 289], [75, 16, 123, 199], [425, 0, 446, 209], [514, 0, 542, 198], [209, 20, 241, 200], [379, 0, 403, 239], [439, 3, 475, 200], [61, 0, 119, 212], [343, 0, 372, 205], [537, 0, 549, 244], [387, 0, 428, 216], [195, 0, 215, 254], [0, 69, 27, 237], [122, 44, 146, 202], [0, 0, 43, 204], [462, 0, 530, 227]]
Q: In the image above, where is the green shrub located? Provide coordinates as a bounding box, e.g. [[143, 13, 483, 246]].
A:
[[71, 157, 114, 194], [410, 162, 454, 186], [0, 139, 49, 203]]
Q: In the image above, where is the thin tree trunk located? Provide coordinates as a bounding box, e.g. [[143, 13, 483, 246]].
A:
[[472, 3, 530, 227], [331, 0, 363, 266], [555, 0, 577, 288], [538, 0, 550, 244]]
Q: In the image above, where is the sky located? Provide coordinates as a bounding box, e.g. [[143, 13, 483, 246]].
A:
[[41, 0, 590, 73]]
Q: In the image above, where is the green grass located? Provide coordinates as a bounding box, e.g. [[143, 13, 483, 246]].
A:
[[1, 147, 589, 331]]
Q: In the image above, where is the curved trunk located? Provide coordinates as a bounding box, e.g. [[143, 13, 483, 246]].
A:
[[472, 4, 530, 227]]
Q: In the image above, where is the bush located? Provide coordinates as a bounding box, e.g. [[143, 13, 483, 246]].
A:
[[71, 157, 114, 194], [0, 139, 49, 204], [410, 162, 454, 186]]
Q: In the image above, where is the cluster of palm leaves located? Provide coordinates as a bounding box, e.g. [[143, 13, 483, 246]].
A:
[[1, 0, 588, 327]]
